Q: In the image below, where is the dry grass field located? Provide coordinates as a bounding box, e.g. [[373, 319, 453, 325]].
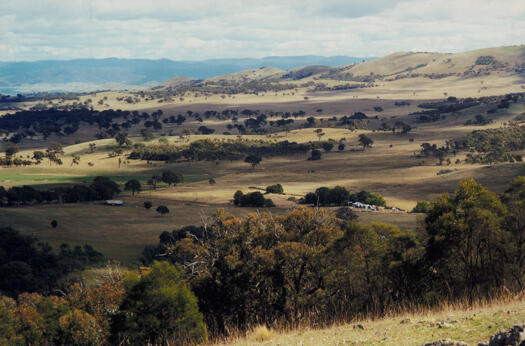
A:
[[217, 296, 525, 345], [0, 200, 288, 264], [1, 45, 524, 268], [2, 98, 524, 265]]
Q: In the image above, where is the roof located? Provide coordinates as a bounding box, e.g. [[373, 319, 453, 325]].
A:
[[106, 200, 124, 205]]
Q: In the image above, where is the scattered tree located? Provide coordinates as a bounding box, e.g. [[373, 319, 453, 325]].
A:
[[266, 184, 284, 194], [358, 134, 374, 150], [244, 155, 262, 169], [156, 205, 170, 216], [124, 179, 141, 196], [322, 142, 334, 152], [70, 154, 80, 167], [115, 133, 131, 147], [309, 149, 322, 160], [161, 171, 183, 187]]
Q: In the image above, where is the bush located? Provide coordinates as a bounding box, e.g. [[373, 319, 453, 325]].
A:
[[112, 261, 207, 345], [335, 207, 359, 221], [0, 176, 121, 206], [322, 142, 334, 152], [350, 190, 386, 207], [301, 187, 386, 207], [412, 200, 431, 213], [264, 199, 276, 207], [301, 186, 349, 206], [266, 184, 284, 194], [0, 228, 103, 297], [144, 201, 153, 209], [309, 149, 322, 160], [156, 205, 170, 216], [233, 191, 274, 207]]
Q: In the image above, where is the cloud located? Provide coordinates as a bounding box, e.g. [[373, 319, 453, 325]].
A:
[[0, 0, 524, 61]]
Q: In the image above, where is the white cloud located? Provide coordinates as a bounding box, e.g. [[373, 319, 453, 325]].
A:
[[0, 0, 524, 61]]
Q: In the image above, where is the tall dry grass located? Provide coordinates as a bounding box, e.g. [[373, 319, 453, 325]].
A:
[[209, 288, 525, 345]]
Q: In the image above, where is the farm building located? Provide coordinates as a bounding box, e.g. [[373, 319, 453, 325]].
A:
[[105, 200, 124, 206]]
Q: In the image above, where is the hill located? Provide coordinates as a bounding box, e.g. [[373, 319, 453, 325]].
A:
[[205, 66, 284, 83], [0, 56, 371, 94], [220, 297, 525, 345], [145, 45, 525, 100], [342, 45, 525, 79], [152, 45, 525, 88]]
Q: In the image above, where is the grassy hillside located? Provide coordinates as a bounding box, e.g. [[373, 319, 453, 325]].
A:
[[219, 297, 525, 345], [207, 66, 284, 83]]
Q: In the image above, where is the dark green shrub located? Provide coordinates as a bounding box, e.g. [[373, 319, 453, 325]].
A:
[[112, 261, 207, 345], [266, 184, 284, 194]]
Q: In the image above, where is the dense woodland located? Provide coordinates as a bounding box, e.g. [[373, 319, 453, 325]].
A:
[[300, 186, 387, 207], [419, 124, 525, 164], [0, 85, 524, 344], [137, 177, 525, 338], [0, 176, 120, 206], [128, 139, 331, 162], [2, 177, 524, 344]]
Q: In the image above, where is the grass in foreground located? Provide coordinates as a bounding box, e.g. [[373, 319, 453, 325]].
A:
[[216, 297, 525, 345]]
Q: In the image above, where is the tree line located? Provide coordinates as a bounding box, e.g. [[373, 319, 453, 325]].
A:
[[128, 139, 331, 162], [0, 228, 104, 297], [420, 124, 525, 164], [0, 176, 120, 206], [2, 177, 525, 344], [300, 186, 387, 207], [140, 177, 525, 337]]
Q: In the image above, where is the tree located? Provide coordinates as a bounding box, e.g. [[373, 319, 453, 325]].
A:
[[51, 220, 58, 228], [358, 134, 374, 150], [144, 201, 153, 209], [412, 200, 431, 213], [335, 207, 358, 222], [423, 178, 506, 301], [88, 143, 96, 153], [115, 133, 131, 147], [501, 177, 525, 289], [309, 149, 322, 160], [156, 205, 170, 216], [90, 176, 120, 200], [124, 179, 141, 196], [208, 178, 216, 185], [266, 184, 284, 194], [322, 142, 334, 152], [314, 128, 325, 141], [141, 129, 154, 141], [161, 171, 183, 187], [46, 143, 64, 166], [149, 174, 161, 190], [32, 151, 45, 164], [70, 154, 80, 167], [5, 145, 19, 158], [111, 261, 207, 345], [338, 143, 345, 151], [244, 155, 262, 169]]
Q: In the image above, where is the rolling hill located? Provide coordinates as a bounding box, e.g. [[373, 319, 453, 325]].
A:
[[200, 45, 525, 84], [0, 56, 371, 94]]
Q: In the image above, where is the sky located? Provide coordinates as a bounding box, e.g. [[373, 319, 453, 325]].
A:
[[1, 0, 524, 61]]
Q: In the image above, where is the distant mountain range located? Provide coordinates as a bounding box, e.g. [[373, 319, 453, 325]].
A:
[[0, 56, 373, 94]]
